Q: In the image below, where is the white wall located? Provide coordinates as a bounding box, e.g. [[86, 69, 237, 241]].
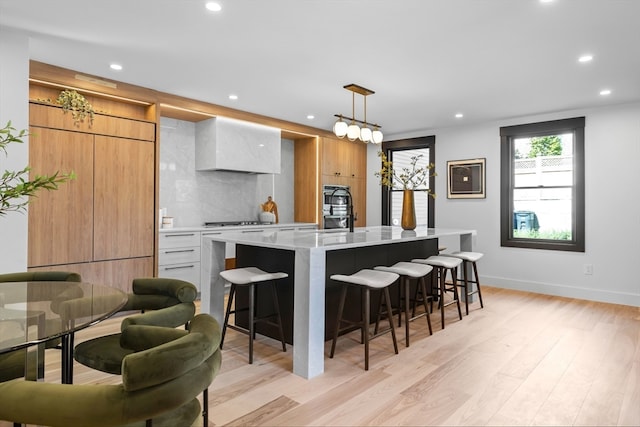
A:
[[368, 102, 640, 306], [0, 27, 30, 273]]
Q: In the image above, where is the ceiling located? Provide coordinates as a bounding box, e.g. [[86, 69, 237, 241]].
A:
[[1, 0, 639, 138]]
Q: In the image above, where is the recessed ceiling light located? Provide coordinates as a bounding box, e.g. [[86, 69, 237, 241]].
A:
[[228, 94, 238, 100], [455, 113, 464, 118], [540, 0, 554, 3], [205, 2, 222, 12], [307, 115, 315, 120], [110, 63, 123, 71], [578, 54, 593, 63], [600, 89, 612, 96]]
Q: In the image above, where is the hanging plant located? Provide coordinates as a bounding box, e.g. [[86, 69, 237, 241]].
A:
[[56, 89, 95, 126]]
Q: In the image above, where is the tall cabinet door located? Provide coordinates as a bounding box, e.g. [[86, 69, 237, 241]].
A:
[[93, 136, 155, 261], [28, 127, 94, 266]]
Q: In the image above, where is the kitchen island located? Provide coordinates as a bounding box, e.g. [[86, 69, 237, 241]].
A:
[[201, 225, 476, 378]]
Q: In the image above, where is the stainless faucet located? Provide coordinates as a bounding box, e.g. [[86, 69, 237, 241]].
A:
[[329, 187, 354, 232]]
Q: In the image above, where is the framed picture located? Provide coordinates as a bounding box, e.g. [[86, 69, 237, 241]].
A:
[[447, 158, 486, 199]]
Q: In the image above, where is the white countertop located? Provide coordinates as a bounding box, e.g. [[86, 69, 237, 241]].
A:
[[201, 225, 476, 251], [159, 222, 317, 233]]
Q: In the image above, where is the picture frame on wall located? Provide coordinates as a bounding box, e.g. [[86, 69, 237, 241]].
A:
[[447, 158, 486, 199]]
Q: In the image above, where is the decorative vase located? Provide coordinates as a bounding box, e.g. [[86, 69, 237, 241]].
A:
[[401, 189, 416, 230]]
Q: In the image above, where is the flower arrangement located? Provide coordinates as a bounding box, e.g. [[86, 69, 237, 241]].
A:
[[375, 151, 436, 196], [56, 89, 95, 126]]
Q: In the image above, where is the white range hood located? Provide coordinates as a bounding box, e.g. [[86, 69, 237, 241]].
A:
[[195, 116, 281, 174]]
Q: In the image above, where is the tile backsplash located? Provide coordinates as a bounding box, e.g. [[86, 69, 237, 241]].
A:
[[159, 117, 294, 227]]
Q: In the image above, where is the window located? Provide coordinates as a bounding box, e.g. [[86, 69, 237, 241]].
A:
[[500, 117, 585, 251], [381, 136, 436, 227]]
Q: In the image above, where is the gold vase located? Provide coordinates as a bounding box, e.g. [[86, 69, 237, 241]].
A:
[[401, 189, 416, 230]]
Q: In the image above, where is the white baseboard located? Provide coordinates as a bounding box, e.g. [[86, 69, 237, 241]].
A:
[[482, 275, 640, 307]]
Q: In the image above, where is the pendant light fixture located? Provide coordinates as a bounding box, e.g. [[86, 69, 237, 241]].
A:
[[333, 83, 383, 144]]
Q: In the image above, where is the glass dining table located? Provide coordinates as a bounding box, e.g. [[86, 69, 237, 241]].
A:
[[0, 281, 127, 384]]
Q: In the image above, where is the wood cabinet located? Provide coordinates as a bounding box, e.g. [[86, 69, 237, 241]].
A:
[[27, 99, 156, 292], [321, 137, 367, 227], [294, 136, 367, 227]]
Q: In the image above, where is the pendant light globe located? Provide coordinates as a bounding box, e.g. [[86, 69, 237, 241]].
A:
[[372, 128, 383, 144], [333, 118, 348, 138], [360, 126, 372, 143], [347, 123, 360, 141]]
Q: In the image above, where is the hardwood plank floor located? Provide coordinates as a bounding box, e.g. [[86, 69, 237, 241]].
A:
[[2, 286, 638, 426]]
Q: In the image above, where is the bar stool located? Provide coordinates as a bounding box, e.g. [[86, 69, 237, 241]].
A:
[[219, 267, 287, 364], [442, 251, 484, 315], [412, 255, 463, 329], [374, 262, 433, 347], [329, 269, 399, 371]]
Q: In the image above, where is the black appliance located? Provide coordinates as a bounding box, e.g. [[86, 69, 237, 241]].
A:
[[322, 184, 354, 231]]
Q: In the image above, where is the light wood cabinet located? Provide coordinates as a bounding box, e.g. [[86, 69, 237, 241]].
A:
[[294, 136, 367, 227], [27, 101, 156, 292]]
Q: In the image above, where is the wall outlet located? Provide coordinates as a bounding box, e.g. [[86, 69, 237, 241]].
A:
[[583, 263, 593, 275]]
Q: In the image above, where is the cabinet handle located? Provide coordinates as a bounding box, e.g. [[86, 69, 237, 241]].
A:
[[162, 265, 195, 270], [165, 233, 197, 238], [242, 229, 264, 233], [279, 227, 295, 231], [202, 232, 222, 236], [164, 249, 195, 254]]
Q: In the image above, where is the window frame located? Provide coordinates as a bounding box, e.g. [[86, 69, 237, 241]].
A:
[[500, 117, 585, 252], [380, 136, 436, 227]]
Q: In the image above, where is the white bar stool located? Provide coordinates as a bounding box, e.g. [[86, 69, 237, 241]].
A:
[[329, 269, 399, 371], [374, 262, 433, 347], [412, 255, 463, 329], [219, 267, 288, 364], [442, 251, 484, 315]]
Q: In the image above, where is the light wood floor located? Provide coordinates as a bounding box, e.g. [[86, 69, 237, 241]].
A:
[[4, 286, 639, 426]]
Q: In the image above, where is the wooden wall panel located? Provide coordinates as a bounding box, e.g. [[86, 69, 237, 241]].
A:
[[28, 257, 154, 293], [93, 136, 155, 261], [29, 103, 155, 141], [28, 127, 94, 267], [293, 137, 320, 224]]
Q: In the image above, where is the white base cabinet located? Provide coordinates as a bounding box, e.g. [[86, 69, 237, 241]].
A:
[[158, 231, 201, 290]]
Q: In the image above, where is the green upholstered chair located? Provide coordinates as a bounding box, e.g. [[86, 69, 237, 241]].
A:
[[0, 271, 82, 382], [0, 313, 222, 427], [73, 277, 198, 375]]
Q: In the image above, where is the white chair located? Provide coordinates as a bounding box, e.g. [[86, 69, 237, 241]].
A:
[[220, 267, 287, 364], [412, 256, 463, 329], [329, 269, 399, 371], [374, 262, 433, 347]]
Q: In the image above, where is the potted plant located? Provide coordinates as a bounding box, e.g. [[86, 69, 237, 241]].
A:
[[56, 89, 95, 126], [1, 121, 75, 216]]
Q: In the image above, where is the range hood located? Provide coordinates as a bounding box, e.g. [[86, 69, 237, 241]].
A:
[[195, 116, 281, 174]]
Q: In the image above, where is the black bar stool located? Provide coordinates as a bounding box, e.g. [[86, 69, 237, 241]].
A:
[[220, 267, 287, 364], [412, 255, 463, 329], [374, 262, 433, 347], [329, 269, 399, 371], [442, 251, 485, 315]]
